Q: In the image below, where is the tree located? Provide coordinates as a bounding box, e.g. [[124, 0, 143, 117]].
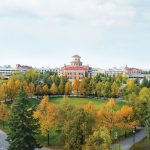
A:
[[6, 78, 17, 100], [83, 127, 111, 150], [84, 102, 96, 117], [23, 81, 30, 96], [34, 96, 56, 145], [88, 77, 97, 95], [28, 82, 35, 97], [15, 79, 21, 91], [111, 81, 120, 98], [56, 103, 95, 150], [0, 103, 9, 128], [96, 82, 103, 97], [78, 78, 89, 96], [97, 101, 120, 135], [145, 106, 150, 139], [7, 89, 39, 150], [50, 83, 58, 95], [139, 87, 150, 103], [65, 81, 72, 95], [72, 79, 80, 95], [0, 84, 6, 102], [35, 84, 42, 96], [58, 76, 67, 95], [43, 84, 49, 95], [117, 105, 139, 136]]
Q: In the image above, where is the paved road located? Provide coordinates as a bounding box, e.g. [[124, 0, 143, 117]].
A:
[[0, 130, 9, 150], [112, 128, 147, 150], [0, 130, 52, 150]]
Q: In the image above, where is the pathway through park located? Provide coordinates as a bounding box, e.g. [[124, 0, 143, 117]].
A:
[[112, 128, 147, 150]]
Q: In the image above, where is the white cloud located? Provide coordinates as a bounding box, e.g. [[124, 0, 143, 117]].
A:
[[0, 0, 137, 27]]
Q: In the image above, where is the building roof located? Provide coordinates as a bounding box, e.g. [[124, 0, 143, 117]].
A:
[[61, 65, 91, 71], [72, 55, 81, 58]]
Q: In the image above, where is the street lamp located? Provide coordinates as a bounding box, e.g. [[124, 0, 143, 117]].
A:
[[114, 132, 120, 150], [133, 128, 136, 150]]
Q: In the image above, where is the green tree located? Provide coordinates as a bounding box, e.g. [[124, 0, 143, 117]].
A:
[[58, 76, 67, 95], [78, 78, 89, 96], [56, 103, 95, 150], [7, 89, 39, 150], [83, 127, 111, 150]]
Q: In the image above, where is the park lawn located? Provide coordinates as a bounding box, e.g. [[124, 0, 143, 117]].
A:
[[48, 97, 126, 110], [130, 138, 150, 150]]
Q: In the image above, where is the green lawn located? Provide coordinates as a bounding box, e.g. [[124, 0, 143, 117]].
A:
[[130, 138, 150, 150]]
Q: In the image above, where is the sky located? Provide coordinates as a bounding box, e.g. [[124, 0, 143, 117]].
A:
[[0, 0, 150, 69]]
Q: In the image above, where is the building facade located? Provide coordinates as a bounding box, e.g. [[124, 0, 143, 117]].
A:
[[0, 64, 32, 80], [60, 55, 92, 82]]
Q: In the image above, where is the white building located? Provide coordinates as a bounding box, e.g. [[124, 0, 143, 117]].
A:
[[0, 64, 32, 80], [38, 67, 61, 75], [105, 67, 125, 76]]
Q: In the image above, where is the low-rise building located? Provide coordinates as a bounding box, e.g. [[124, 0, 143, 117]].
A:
[[105, 67, 125, 76], [0, 64, 32, 80]]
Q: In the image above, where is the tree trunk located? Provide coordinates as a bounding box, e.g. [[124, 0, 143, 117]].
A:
[[47, 132, 50, 146]]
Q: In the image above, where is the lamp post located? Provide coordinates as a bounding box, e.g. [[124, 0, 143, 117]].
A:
[[114, 132, 120, 150], [133, 128, 135, 150]]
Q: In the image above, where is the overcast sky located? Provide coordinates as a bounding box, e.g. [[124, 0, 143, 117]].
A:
[[0, 0, 150, 69]]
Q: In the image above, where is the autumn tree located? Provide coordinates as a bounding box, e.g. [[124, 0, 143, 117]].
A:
[[78, 78, 89, 96], [23, 81, 30, 97], [117, 105, 139, 136], [43, 84, 49, 95], [50, 83, 58, 95], [0, 103, 9, 128], [6, 78, 17, 100], [65, 81, 72, 95], [34, 96, 56, 145], [35, 84, 42, 96], [28, 82, 35, 97], [84, 101, 96, 117], [96, 82, 103, 97], [56, 103, 95, 150], [72, 79, 80, 95], [15, 79, 21, 91], [0, 84, 6, 102], [111, 81, 120, 98], [83, 127, 111, 150]]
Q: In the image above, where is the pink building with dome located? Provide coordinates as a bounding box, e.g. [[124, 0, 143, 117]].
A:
[[60, 55, 92, 82]]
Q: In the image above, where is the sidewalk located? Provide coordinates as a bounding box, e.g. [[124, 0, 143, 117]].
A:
[[112, 128, 147, 150]]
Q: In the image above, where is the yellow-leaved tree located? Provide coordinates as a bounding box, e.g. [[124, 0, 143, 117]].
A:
[[0, 103, 9, 128], [6, 78, 17, 101], [28, 82, 35, 98], [97, 99, 120, 135], [50, 83, 58, 95], [43, 84, 49, 95], [117, 105, 139, 136], [34, 96, 56, 145]]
